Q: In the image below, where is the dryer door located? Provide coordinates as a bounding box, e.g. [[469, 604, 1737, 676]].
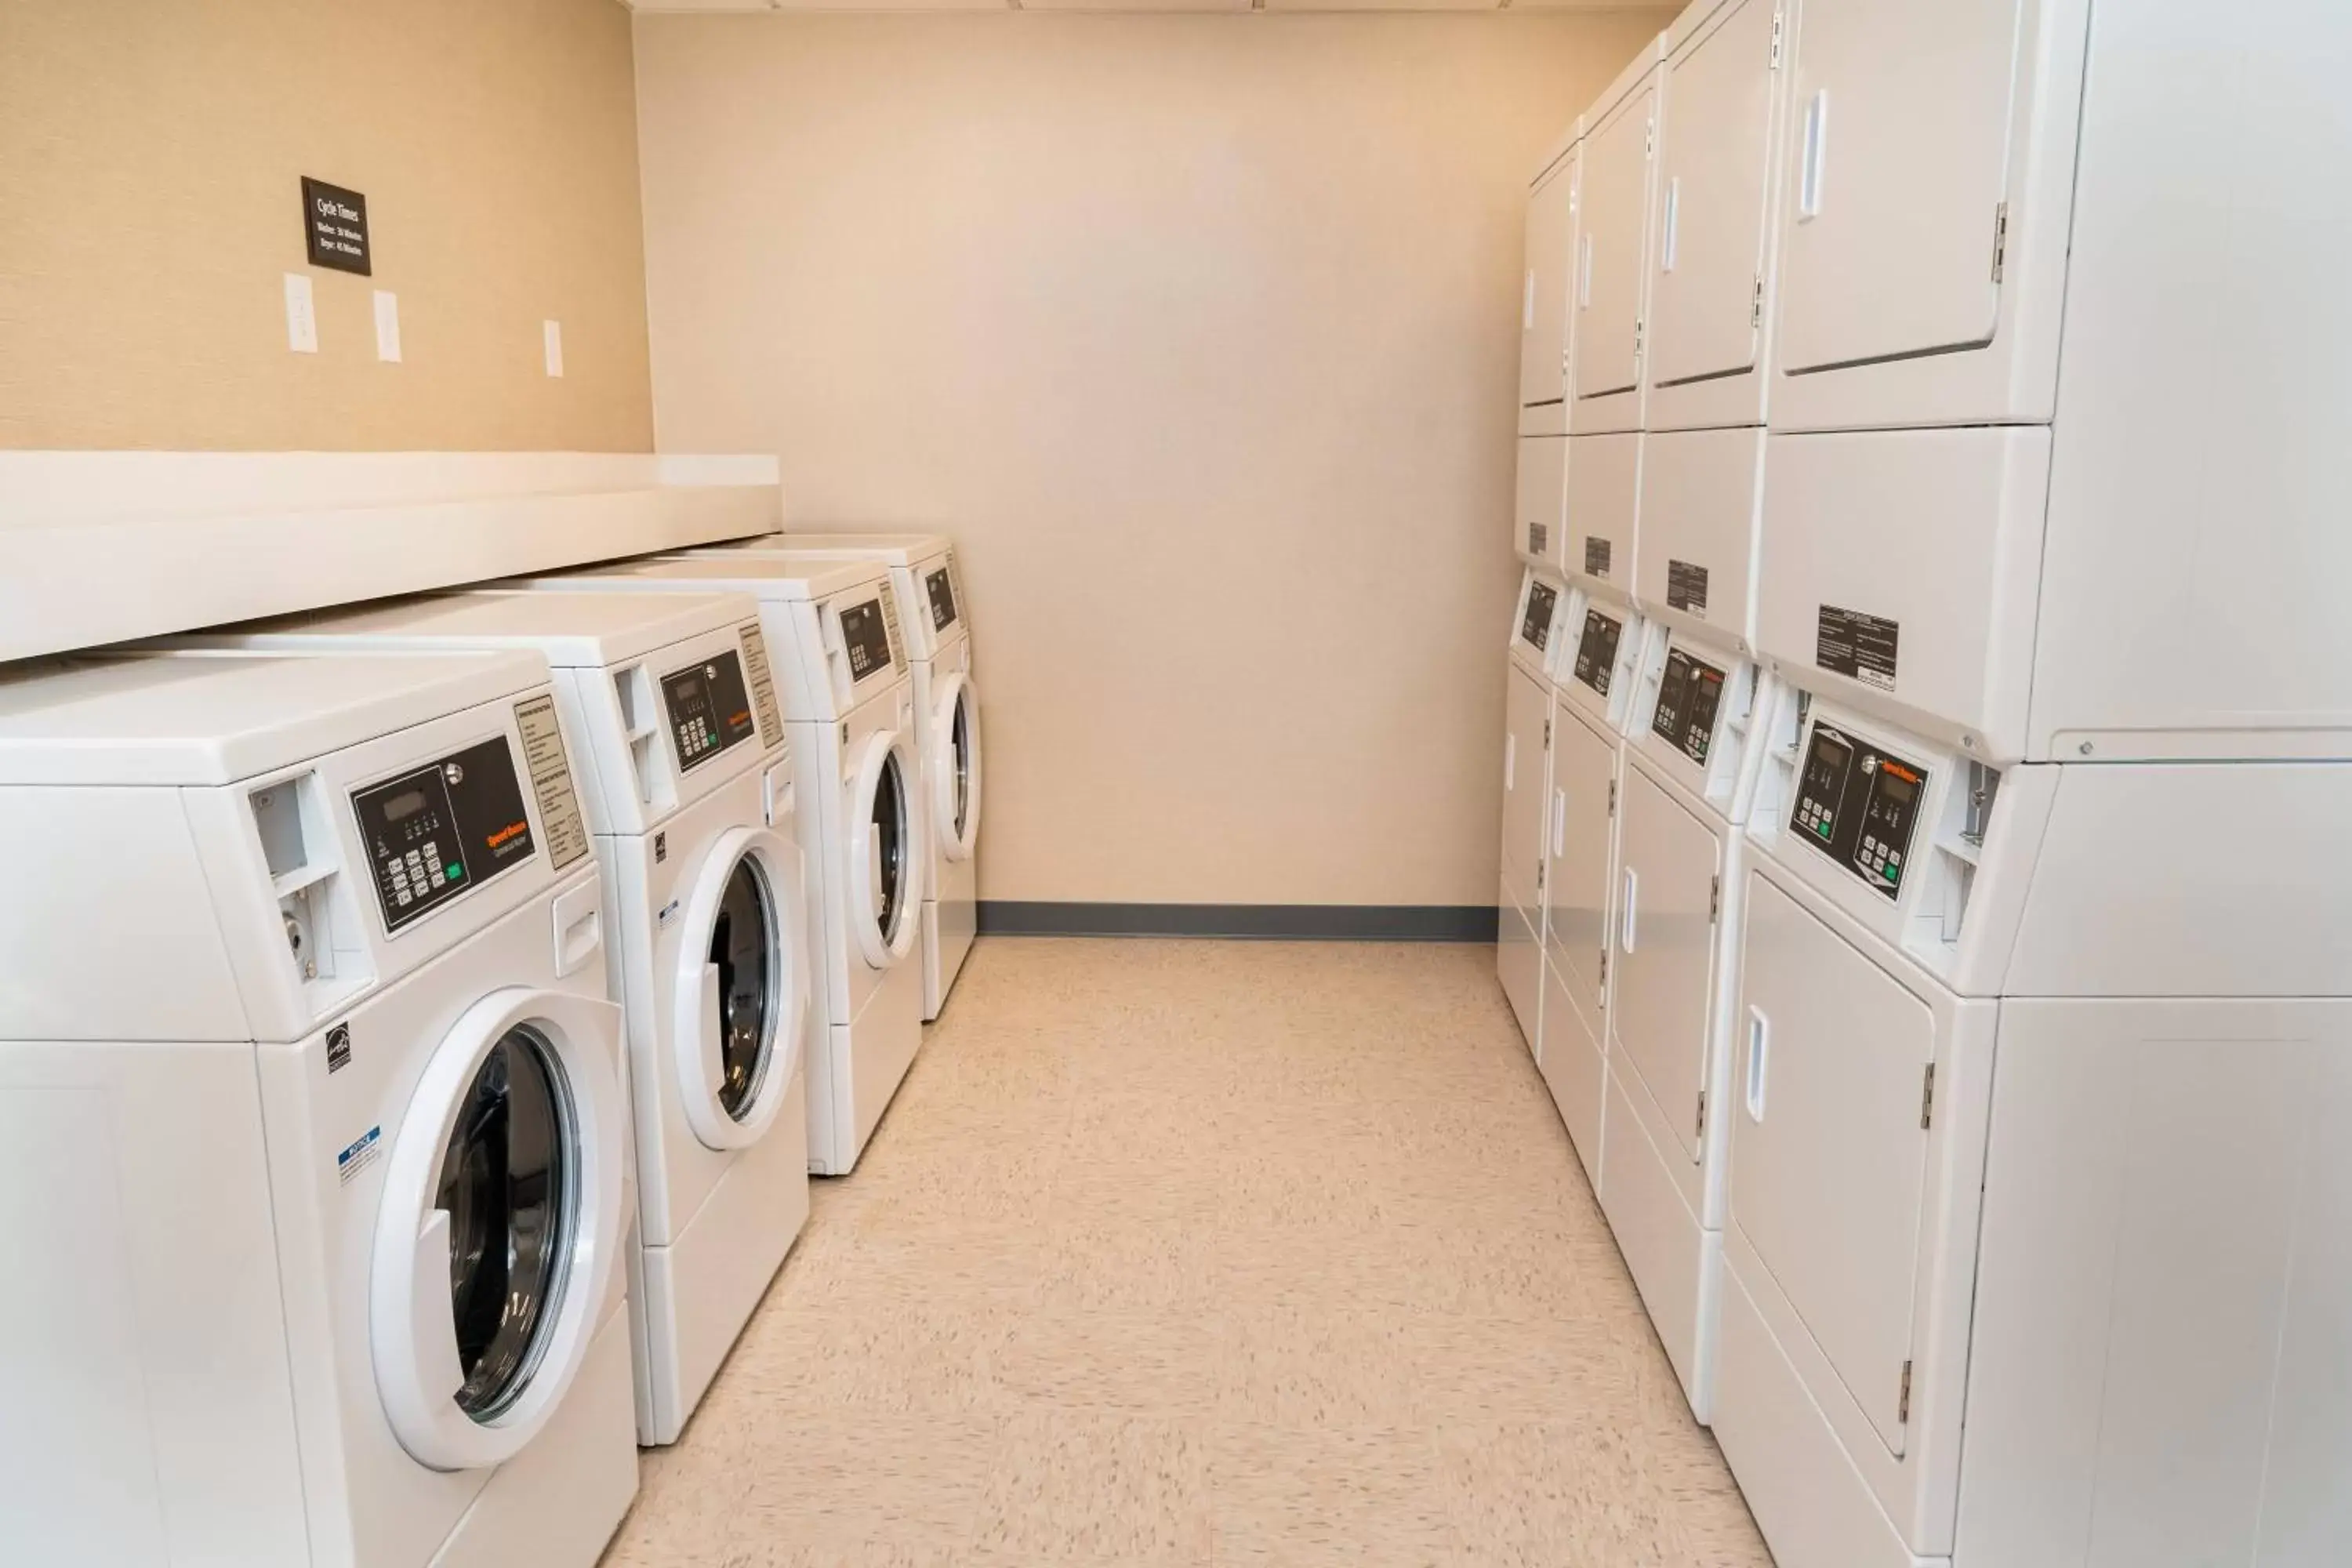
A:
[[673, 826, 809, 1152], [372, 988, 626, 1472], [848, 728, 920, 970], [931, 672, 982, 863]]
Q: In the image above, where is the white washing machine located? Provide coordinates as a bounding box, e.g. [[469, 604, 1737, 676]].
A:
[[0, 649, 637, 1568], [166, 590, 814, 1446], [695, 534, 981, 1022], [1501, 564, 1571, 1055], [512, 557, 924, 1176], [1537, 579, 1649, 1192]]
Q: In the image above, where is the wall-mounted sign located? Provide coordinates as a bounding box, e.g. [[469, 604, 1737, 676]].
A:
[[301, 176, 371, 275]]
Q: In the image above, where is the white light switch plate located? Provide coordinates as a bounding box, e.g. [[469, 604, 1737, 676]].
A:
[[543, 319, 564, 378], [283, 273, 318, 354], [373, 290, 401, 363]]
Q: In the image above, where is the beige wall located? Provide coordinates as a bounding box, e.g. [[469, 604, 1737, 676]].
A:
[[0, 0, 654, 452], [641, 11, 1668, 906]]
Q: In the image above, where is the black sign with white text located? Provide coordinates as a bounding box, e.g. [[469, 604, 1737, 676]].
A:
[[301, 177, 371, 275]]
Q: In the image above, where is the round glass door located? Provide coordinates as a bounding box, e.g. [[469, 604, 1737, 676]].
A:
[[438, 1027, 573, 1421], [709, 856, 779, 1121], [932, 674, 982, 862], [871, 750, 908, 939]]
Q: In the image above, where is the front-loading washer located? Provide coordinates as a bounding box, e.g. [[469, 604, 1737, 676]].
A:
[[509, 557, 924, 1176], [0, 648, 636, 1567], [162, 588, 815, 1446], [691, 534, 981, 1022]]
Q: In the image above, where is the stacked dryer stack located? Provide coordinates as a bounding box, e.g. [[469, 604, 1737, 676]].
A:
[[1500, 562, 1572, 1052], [1696, 5, 2352, 1568], [165, 590, 814, 1447], [0, 650, 637, 1568], [691, 534, 982, 1022], [514, 557, 925, 1177]]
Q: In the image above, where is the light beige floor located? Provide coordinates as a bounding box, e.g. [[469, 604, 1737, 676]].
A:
[[602, 938, 1773, 1567]]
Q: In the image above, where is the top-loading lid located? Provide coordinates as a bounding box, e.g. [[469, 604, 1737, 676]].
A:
[[0, 649, 547, 786], [182, 590, 760, 671], [703, 532, 951, 569], [526, 555, 887, 604]]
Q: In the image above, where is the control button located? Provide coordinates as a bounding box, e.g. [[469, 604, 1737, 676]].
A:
[[395, 886, 414, 906], [430, 869, 447, 888]]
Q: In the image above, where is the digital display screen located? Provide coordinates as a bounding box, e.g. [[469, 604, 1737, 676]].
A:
[[383, 789, 427, 823], [1520, 580, 1559, 651], [350, 735, 532, 935], [661, 652, 757, 771], [1573, 608, 1621, 696], [926, 566, 959, 632], [1788, 724, 1927, 901]]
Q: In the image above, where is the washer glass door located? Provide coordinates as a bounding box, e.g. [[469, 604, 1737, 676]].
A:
[[871, 751, 908, 938], [710, 857, 778, 1120], [849, 732, 918, 968], [933, 673, 982, 862], [439, 1028, 572, 1420]]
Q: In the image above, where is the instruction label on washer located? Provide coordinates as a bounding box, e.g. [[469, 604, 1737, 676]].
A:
[[336, 1125, 382, 1185], [1817, 605, 1900, 692], [1667, 560, 1710, 615], [1527, 521, 1550, 558], [877, 585, 908, 673], [512, 696, 590, 871], [1584, 536, 1613, 580], [737, 620, 785, 746]]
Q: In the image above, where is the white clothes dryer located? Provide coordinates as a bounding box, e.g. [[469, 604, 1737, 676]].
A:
[[511, 557, 924, 1176], [695, 534, 980, 1022], [0, 650, 636, 1568], [1501, 564, 1572, 1055], [165, 589, 814, 1446]]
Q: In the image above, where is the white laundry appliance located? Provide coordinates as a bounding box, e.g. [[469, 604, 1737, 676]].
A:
[[695, 534, 980, 1022], [165, 590, 813, 1446], [513, 557, 923, 1176], [1501, 563, 1572, 1053], [1537, 579, 1648, 1191], [0, 649, 637, 1568], [1515, 121, 1581, 565]]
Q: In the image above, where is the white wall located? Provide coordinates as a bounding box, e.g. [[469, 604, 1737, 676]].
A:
[[634, 10, 1669, 906]]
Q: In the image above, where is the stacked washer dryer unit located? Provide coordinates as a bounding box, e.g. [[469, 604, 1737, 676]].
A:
[[1500, 561, 1573, 1054], [695, 535, 981, 1022], [515, 558, 924, 1177], [0, 650, 637, 1567], [169, 590, 814, 1447], [1596, 0, 1791, 1428], [1514, 117, 1579, 564], [1522, 32, 1666, 1192], [1699, 5, 2352, 1566]]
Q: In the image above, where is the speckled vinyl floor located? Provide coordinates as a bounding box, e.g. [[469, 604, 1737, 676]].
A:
[[601, 938, 1773, 1567]]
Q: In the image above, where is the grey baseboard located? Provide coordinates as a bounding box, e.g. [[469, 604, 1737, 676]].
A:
[[975, 902, 1500, 942]]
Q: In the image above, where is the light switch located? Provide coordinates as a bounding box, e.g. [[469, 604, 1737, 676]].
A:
[[283, 273, 318, 354], [543, 319, 564, 378], [373, 290, 401, 363]]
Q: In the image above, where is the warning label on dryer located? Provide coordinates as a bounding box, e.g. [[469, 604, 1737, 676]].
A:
[[336, 1125, 383, 1186], [1584, 536, 1613, 580], [1816, 605, 1900, 691], [737, 620, 785, 747], [1667, 560, 1710, 615]]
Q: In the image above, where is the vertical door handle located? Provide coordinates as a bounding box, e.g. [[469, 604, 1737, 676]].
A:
[[1504, 732, 1517, 790], [1798, 90, 1829, 220], [1578, 233, 1595, 309], [1620, 866, 1639, 954], [1523, 268, 1537, 332], [1661, 177, 1680, 272], [1744, 1005, 1771, 1121], [1552, 788, 1567, 856]]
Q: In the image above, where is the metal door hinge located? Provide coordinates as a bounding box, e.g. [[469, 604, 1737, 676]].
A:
[[1599, 949, 1610, 989], [1634, 318, 1646, 360], [1751, 275, 1765, 328], [1537, 861, 1547, 891], [1646, 115, 1656, 158], [1991, 202, 2009, 283], [1608, 779, 1619, 815], [1709, 873, 1722, 924], [1544, 720, 1552, 746], [1920, 1063, 1936, 1130], [1769, 9, 1785, 68], [1897, 1359, 1914, 1424], [1696, 1090, 1708, 1139]]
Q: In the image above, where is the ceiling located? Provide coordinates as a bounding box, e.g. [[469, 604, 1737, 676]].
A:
[[626, 0, 1645, 13]]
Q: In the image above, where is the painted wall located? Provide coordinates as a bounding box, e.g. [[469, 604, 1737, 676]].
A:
[[637, 11, 1666, 907], [0, 0, 654, 451]]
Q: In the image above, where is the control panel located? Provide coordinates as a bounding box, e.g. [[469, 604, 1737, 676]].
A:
[[1650, 648, 1727, 768], [662, 650, 758, 771], [924, 564, 960, 633], [1519, 579, 1559, 652], [839, 596, 896, 683], [1788, 722, 1929, 901], [352, 735, 536, 934], [1572, 607, 1622, 696]]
